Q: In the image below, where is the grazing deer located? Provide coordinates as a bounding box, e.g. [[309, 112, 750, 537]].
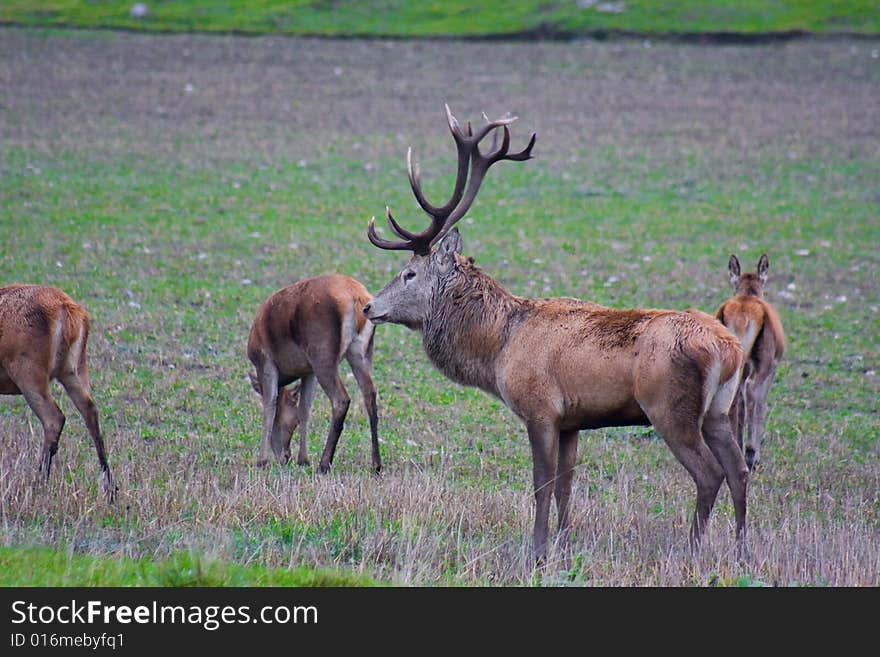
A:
[[364, 106, 749, 563], [246, 274, 381, 473], [715, 254, 786, 471], [0, 284, 115, 502]]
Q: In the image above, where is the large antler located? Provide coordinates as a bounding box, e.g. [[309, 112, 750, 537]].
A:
[[368, 104, 536, 255]]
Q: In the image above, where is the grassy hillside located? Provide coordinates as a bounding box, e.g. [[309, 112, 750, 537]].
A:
[[1, 1, 878, 37], [1, 28, 878, 586]]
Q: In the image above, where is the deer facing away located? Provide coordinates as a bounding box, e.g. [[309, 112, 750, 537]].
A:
[[715, 254, 786, 470], [0, 284, 115, 502], [364, 106, 749, 563], [247, 274, 381, 473]]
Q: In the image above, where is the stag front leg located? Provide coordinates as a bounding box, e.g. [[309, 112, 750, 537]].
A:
[[526, 419, 560, 566], [554, 429, 579, 561]]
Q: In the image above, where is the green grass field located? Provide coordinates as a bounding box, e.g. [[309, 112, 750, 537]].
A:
[[1, 1, 879, 37], [0, 27, 878, 586]]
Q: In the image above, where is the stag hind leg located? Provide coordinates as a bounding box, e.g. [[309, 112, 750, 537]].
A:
[[702, 413, 749, 559], [637, 380, 725, 552]]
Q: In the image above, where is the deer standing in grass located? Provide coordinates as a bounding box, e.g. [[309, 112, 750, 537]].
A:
[[715, 254, 786, 471], [364, 106, 749, 563], [0, 284, 115, 502], [247, 274, 381, 473]]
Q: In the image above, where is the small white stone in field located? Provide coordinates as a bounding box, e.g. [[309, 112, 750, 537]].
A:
[[249, 232, 261, 238], [870, 305, 878, 313], [835, 295, 847, 303], [288, 242, 298, 250], [596, 2, 625, 13], [128, 301, 140, 308], [334, 67, 342, 76], [533, 258, 542, 264], [405, 439, 418, 447], [184, 83, 194, 94], [643, 40, 652, 49], [56, 261, 62, 268], [819, 239, 831, 247], [465, 217, 474, 224], [232, 181, 240, 189], [643, 255, 651, 262], [363, 162, 374, 171], [240, 278, 252, 286], [298, 159, 307, 167], [866, 370, 876, 377], [795, 249, 810, 256], [605, 275, 619, 285], [197, 252, 208, 260], [130, 3, 149, 19], [168, 363, 175, 369], [823, 304, 832, 310], [83, 241, 92, 249], [872, 50, 879, 59], [143, 246, 152, 254], [787, 282, 796, 290]]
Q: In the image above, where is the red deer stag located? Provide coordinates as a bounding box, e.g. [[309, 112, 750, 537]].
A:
[[715, 254, 786, 470], [364, 106, 748, 563], [247, 274, 380, 473], [0, 284, 115, 502]]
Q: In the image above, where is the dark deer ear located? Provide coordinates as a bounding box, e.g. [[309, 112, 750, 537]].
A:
[[248, 371, 262, 395], [757, 254, 769, 285], [728, 254, 741, 288]]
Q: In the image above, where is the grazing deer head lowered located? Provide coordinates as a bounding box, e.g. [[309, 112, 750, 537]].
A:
[[716, 254, 786, 470], [365, 106, 749, 564], [247, 274, 381, 473], [0, 284, 115, 502]]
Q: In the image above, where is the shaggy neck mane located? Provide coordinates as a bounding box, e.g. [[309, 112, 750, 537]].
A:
[[422, 255, 522, 396]]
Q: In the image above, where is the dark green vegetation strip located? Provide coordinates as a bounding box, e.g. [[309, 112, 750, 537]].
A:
[[0, 1, 878, 37], [0, 28, 878, 586]]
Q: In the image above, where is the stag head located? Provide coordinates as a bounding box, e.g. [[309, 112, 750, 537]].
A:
[[364, 105, 535, 327]]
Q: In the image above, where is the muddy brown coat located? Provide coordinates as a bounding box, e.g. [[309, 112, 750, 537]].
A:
[[716, 254, 786, 470], [364, 107, 749, 563], [0, 284, 115, 502], [247, 274, 380, 473]]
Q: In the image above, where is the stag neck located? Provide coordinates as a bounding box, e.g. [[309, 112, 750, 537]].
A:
[[420, 258, 522, 397]]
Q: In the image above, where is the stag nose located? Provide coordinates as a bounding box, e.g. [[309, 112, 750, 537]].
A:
[[363, 303, 372, 316]]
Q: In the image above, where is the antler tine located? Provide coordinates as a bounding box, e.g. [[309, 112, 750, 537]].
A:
[[367, 216, 422, 251]]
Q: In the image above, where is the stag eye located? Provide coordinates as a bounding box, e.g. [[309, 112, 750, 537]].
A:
[[403, 270, 416, 282]]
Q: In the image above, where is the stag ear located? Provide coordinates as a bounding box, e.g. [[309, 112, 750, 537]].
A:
[[435, 228, 463, 271], [728, 254, 741, 288], [757, 254, 769, 285], [248, 371, 262, 395]]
